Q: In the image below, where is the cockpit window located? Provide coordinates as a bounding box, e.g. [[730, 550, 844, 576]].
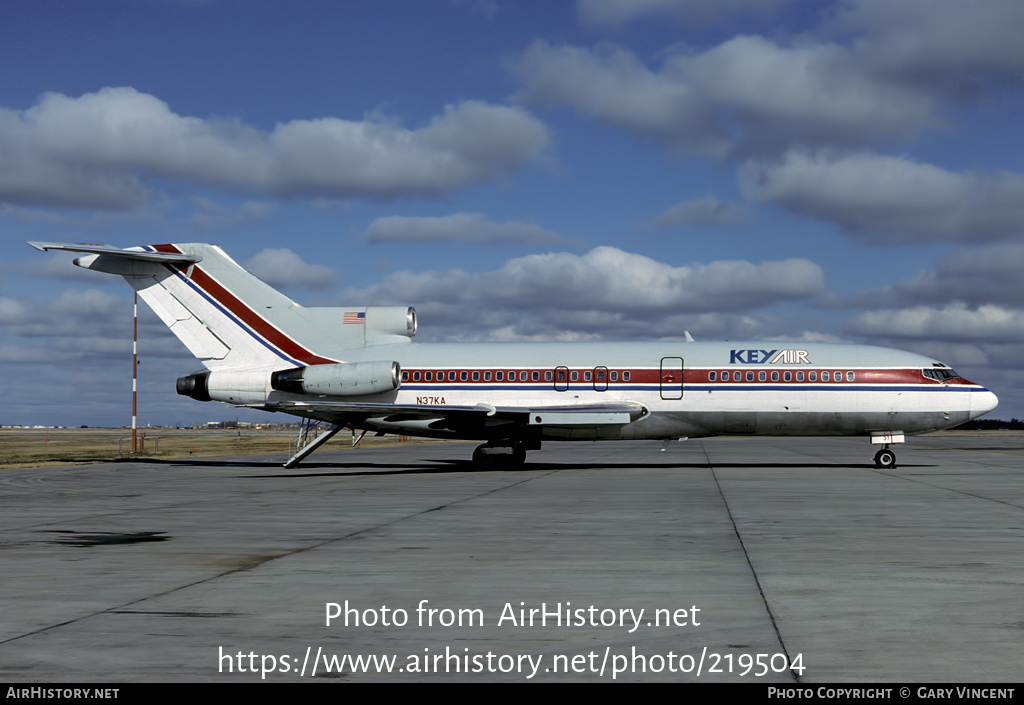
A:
[[922, 368, 959, 382]]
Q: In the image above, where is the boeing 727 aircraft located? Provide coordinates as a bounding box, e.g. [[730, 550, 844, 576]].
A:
[[30, 241, 998, 469]]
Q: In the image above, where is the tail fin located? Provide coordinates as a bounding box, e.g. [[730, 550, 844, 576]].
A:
[[28, 242, 415, 369]]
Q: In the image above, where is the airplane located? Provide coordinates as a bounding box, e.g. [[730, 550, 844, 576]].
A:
[[29, 241, 998, 470]]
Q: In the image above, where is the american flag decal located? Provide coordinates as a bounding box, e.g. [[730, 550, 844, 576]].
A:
[[343, 311, 365, 324]]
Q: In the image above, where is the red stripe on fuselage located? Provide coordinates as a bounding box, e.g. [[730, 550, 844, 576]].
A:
[[399, 367, 978, 386], [152, 244, 334, 366]]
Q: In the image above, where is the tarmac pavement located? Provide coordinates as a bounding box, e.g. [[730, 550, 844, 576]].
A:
[[1, 434, 1021, 682]]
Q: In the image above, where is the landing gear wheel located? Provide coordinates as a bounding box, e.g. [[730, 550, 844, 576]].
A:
[[510, 443, 527, 466], [472, 445, 493, 466], [874, 448, 897, 469]]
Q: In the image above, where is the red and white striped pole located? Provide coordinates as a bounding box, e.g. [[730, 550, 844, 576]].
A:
[[132, 292, 138, 453]]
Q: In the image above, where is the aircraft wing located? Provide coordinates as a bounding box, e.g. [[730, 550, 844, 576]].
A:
[[257, 400, 647, 430]]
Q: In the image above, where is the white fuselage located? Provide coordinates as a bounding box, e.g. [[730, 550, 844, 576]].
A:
[[299, 340, 997, 441]]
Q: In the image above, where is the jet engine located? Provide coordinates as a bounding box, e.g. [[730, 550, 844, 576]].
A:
[[177, 360, 401, 404], [270, 360, 401, 397], [365, 306, 417, 339], [176, 368, 275, 405], [176, 370, 212, 402]]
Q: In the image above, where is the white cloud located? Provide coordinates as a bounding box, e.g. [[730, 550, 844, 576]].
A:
[[244, 249, 338, 290], [0, 88, 550, 209], [846, 303, 1024, 343], [187, 198, 275, 230], [679, 36, 936, 151], [843, 244, 1024, 309], [0, 288, 191, 377], [514, 41, 729, 157], [329, 246, 824, 340], [828, 0, 1024, 96], [364, 213, 563, 244], [739, 151, 1024, 243], [513, 35, 937, 159], [643, 194, 749, 228], [577, 0, 793, 28]]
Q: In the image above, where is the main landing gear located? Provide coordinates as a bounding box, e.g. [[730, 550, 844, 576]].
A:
[[873, 447, 897, 469], [471, 439, 537, 467]]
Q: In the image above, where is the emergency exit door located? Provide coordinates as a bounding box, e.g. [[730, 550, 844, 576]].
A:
[[660, 357, 683, 400]]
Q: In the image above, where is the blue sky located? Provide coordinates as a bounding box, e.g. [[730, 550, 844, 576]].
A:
[[2, 0, 1023, 427]]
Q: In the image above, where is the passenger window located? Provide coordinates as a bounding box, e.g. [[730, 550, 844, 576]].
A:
[[784, 371, 791, 381], [758, 371, 766, 381], [460, 371, 467, 381], [610, 371, 617, 381], [796, 372, 804, 382], [570, 371, 578, 381], [709, 371, 717, 381], [546, 370, 553, 381], [508, 371, 515, 380], [496, 371, 503, 381], [521, 371, 527, 381], [623, 371, 630, 381], [449, 371, 456, 381], [532, 371, 539, 381], [809, 371, 816, 381], [425, 372, 432, 381], [771, 371, 778, 381], [721, 371, 729, 381], [413, 371, 421, 381], [402, 371, 409, 381], [746, 371, 754, 381], [472, 371, 479, 381], [822, 371, 829, 381], [847, 372, 854, 381], [584, 371, 592, 381]]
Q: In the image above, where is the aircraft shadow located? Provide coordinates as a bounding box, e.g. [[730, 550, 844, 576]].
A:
[[142, 456, 930, 477]]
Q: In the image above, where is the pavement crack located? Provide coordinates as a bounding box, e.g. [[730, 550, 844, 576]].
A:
[[699, 441, 801, 683]]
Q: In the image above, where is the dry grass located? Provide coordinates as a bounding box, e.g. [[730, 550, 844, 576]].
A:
[[0, 427, 437, 469]]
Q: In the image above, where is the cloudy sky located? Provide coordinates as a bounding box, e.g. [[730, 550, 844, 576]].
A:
[[2, 0, 1022, 427]]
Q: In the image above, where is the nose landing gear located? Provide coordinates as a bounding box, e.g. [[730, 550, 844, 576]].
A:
[[870, 432, 903, 469], [873, 447, 897, 469]]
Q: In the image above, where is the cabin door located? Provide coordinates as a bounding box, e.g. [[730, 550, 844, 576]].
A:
[[660, 357, 684, 400]]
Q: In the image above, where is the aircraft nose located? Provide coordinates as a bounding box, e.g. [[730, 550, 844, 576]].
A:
[[971, 389, 999, 419]]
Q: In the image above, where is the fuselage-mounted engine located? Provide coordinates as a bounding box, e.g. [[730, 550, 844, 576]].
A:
[[176, 360, 401, 404], [271, 360, 401, 397]]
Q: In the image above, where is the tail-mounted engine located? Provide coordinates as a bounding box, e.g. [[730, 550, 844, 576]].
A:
[[177, 360, 401, 404], [176, 370, 211, 401], [271, 360, 401, 397], [366, 307, 417, 338]]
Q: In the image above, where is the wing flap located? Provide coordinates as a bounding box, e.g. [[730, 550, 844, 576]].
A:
[[526, 411, 633, 426], [260, 400, 647, 428]]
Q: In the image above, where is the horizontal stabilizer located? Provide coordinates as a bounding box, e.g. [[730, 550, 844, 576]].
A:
[[28, 241, 202, 264]]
